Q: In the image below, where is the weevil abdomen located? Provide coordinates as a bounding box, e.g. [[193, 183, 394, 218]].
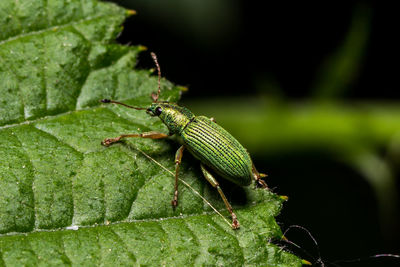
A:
[[181, 116, 253, 186]]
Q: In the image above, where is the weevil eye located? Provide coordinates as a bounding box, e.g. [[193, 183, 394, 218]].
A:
[[154, 106, 162, 116]]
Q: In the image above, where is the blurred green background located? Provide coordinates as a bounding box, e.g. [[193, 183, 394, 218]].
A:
[[112, 0, 399, 265]]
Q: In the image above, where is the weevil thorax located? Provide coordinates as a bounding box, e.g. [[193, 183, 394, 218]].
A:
[[147, 102, 195, 134]]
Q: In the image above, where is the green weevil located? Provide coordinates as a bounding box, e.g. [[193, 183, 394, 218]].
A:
[[100, 52, 268, 229]]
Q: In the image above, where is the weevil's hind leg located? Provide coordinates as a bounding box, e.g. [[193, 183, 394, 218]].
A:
[[200, 164, 240, 229], [252, 163, 268, 189], [172, 145, 185, 208], [101, 131, 169, 146]]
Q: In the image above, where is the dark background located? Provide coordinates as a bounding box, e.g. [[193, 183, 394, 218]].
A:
[[112, 0, 399, 266], [114, 0, 397, 100]]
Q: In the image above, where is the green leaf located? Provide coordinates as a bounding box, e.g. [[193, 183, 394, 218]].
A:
[[0, 0, 302, 265]]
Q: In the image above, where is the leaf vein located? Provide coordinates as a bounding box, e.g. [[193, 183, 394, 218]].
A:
[[125, 170, 164, 220], [100, 176, 106, 224], [180, 219, 201, 264], [32, 126, 85, 228], [69, 157, 85, 226], [12, 0, 22, 35], [69, 25, 93, 110], [33, 125, 84, 156], [44, 0, 49, 27], [12, 131, 37, 230], [0, 203, 263, 238], [0, 13, 123, 47], [121, 151, 148, 220], [210, 218, 246, 265], [0, 250, 5, 266], [109, 228, 137, 262], [0, 54, 26, 121], [24, 236, 40, 265], [42, 34, 48, 112], [59, 234, 73, 265]]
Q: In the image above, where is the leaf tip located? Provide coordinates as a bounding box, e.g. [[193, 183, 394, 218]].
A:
[[139, 45, 148, 51], [177, 85, 189, 92], [279, 195, 289, 201], [126, 9, 137, 16]]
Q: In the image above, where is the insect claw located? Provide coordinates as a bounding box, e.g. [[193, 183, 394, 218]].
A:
[[257, 178, 269, 189], [126, 9, 136, 16], [231, 213, 240, 229], [151, 92, 158, 102], [171, 199, 178, 209], [101, 138, 114, 147], [279, 195, 289, 201]]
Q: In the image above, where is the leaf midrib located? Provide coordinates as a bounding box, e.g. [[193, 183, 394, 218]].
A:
[[0, 202, 268, 238], [0, 105, 102, 130]]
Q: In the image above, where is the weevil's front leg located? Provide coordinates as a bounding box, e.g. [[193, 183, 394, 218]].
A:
[[252, 164, 268, 189], [200, 164, 240, 229], [172, 145, 185, 208], [101, 131, 169, 146]]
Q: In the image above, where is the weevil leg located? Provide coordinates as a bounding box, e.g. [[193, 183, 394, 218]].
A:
[[101, 131, 169, 146], [172, 145, 185, 208], [200, 164, 240, 229], [252, 163, 268, 189]]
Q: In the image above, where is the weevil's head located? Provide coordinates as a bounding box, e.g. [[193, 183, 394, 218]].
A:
[[101, 52, 195, 134], [146, 102, 195, 134]]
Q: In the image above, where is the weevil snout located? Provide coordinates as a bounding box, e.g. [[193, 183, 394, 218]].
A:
[[100, 99, 111, 103], [146, 105, 163, 116], [146, 108, 153, 116]]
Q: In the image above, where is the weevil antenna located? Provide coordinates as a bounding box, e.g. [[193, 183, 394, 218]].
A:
[[150, 52, 161, 102], [100, 99, 146, 110], [283, 225, 324, 266]]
